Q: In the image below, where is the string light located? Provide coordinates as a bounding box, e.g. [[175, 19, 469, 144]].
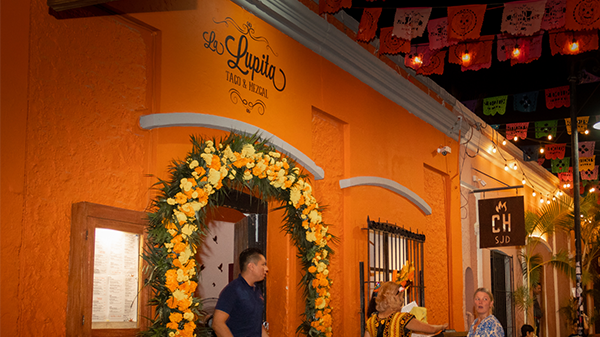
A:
[[569, 39, 579, 53], [532, 190, 536, 197], [558, 190, 563, 196], [462, 51, 471, 65], [522, 177, 526, 184], [513, 136, 518, 141], [548, 134, 553, 140], [504, 164, 509, 171], [546, 199, 551, 204], [539, 197, 544, 203], [590, 187, 596, 193], [552, 195, 556, 201], [512, 163, 518, 170], [502, 140, 507, 146], [413, 55, 423, 66], [585, 129, 590, 135], [540, 146, 545, 154], [512, 44, 521, 58]]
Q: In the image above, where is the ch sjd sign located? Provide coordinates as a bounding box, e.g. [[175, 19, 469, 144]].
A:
[[478, 196, 525, 248]]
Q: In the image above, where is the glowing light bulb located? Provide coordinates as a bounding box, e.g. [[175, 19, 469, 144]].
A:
[[569, 40, 579, 53], [514, 136, 518, 141], [522, 177, 526, 184], [504, 164, 509, 171], [585, 129, 590, 135], [413, 56, 423, 66], [539, 197, 544, 203], [492, 147, 497, 153], [559, 191, 563, 196], [540, 147, 545, 154], [590, 187, 596, 193], [462, 52, 471, 64], [547, 199, 551, 204], [512, 46, 521, 58], [513, 163, 518, 170], [532, 191, 536, 197], [552, 196, 556, 201], [567, 183, 571, 188], [548, 134, 553, 140], [502, 140, 507, 146], [563, 184, 568, 188]]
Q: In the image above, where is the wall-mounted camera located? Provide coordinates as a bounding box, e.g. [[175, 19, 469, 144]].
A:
[[437, 146, 451, 156]]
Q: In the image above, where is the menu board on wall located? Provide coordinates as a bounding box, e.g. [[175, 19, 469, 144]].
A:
[[92, 228, 139, 325]]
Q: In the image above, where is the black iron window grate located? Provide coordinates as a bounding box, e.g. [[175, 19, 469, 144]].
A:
[[366, 217, 426, 307]]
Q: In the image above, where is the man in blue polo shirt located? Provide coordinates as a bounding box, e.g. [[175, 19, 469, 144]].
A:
[[213, 247, 269, 337]]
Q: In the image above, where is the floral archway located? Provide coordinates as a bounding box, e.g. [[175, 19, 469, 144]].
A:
[[141, 132, 334, 337]]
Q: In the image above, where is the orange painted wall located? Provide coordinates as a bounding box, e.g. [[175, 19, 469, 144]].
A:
[[1, 0, 465, 335]]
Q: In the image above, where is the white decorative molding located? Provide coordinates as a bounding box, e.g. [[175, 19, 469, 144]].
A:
[[230, 0, 470, 141], [339, 176, 432, 215], [139, 113, 325, 180]]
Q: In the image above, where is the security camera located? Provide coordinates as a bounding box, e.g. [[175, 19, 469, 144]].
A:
[[437, 146, 451, 156]]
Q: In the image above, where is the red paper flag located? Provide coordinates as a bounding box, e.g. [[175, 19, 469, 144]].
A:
[[449, 35, 494, 71], [319, 0, 351, 15], [545, 143, 567, 159], [558, 167, 573, 181], [549, 28, 599, 55], [393, 7, 432, 40], [448, 4, 487, 41], [379, 27, 411, 55], [565, 0, 600, 31], [501, 0, 547, 36], [417, 50, 447, 76], [541, 0, 567, 30], [428, 17, 458, 50], [506, 122, 529, 140], [357, 8, 383, 42], [545, 85, 571, 109]]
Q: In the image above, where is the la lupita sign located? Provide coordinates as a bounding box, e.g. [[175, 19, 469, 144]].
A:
[[478, 196, 525, 248]]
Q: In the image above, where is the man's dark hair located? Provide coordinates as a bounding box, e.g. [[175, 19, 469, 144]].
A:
[[239, 247, 264, 272], [521, 324, 534, 337]]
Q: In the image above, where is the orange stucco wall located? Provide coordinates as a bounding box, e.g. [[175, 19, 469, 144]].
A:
[[1, 0, 466, 335]]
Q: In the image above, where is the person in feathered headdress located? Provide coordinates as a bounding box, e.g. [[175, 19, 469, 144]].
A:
[[364, 263, 447, 337]]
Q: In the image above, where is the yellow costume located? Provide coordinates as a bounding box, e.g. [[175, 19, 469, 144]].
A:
[[366, 312, 415, 337]]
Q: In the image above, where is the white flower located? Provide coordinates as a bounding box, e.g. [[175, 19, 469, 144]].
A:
[[241, 144, 255, 158], [184, 311, 194, 321], [180, 178, 193, 192], [223, 146, 237, 162], [189, 160, 199, 169], [201, 153, 213, 166], [269, 151, 281, 158], [317, 262, 327, 273], [208, 168, 221, 185]]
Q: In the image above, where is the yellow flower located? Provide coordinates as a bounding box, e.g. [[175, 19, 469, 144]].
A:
[[315, 297, 326, 309], [167, 198, 176, 205], [317, 262, 327, 273], [241, 143, 255, 157], [208, 168, 221, 186], [189, 160, 199, 169], [306, 231, 316, 242], [308, 266, 317, 273]]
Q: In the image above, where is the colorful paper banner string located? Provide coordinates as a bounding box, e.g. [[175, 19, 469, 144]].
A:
[[565, 116, 589, 135], [393, 7, 432, 40], [546, 85, 570, 109], [483, 95, 508, 116], [535, 120, 558, 138], [448, 4, 487, 41], [581, 165, 599, 180], [580, 155, 596, 171], [541, 0, 567, 30], [552, 157, 570, 173], [501, 0, 547, 36], [379, 27, 411, 55], [579, 141, 596, 157], [513, 91, 539, 112], [522, 145, 539, 161], [545, 143, 566, 160], [565, 0, 600, 31], [357, 8, 382, 42], [506, 122, 529, 139], [558, 167, 573, 181]]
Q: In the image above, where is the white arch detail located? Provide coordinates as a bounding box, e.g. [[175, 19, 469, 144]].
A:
[[339, 176, 432, 215], [139, 113, 325, 180]]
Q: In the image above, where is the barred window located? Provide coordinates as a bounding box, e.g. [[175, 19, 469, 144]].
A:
[[366, 217, 426, 307]]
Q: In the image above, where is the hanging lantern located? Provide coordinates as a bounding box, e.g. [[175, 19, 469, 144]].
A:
[[512, 44, 521, 58]]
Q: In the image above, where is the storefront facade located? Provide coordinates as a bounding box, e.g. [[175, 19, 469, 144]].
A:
[[1, 0, 572, 336]]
